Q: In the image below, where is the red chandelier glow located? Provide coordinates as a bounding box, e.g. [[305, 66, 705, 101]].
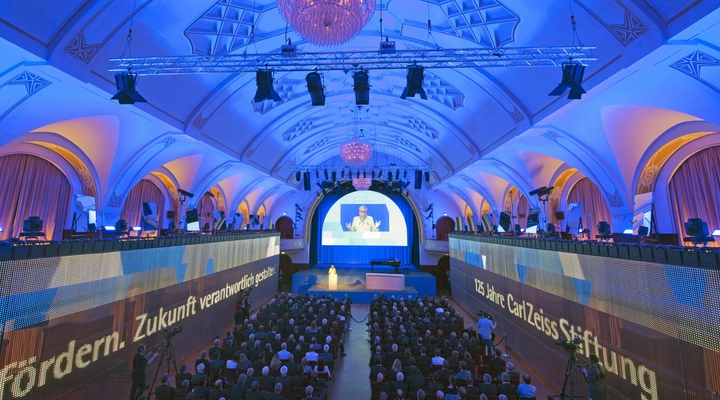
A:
[[276, 0, 376, 47], [352, 177, 372, 190], [339, 138, 372, 166]]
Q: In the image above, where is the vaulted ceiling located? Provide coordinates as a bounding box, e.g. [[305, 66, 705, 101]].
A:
[[1, 0, 720, 225]]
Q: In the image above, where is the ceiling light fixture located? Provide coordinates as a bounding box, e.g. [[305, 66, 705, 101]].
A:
[[276, 0, 376, 47], [400, 64, 427, 100], [549, 62, 586, 100], [254, 70, 281, 103], [111, 72, 146, 104], [305, 71, 325, 106], [353, 70, 370, 105]]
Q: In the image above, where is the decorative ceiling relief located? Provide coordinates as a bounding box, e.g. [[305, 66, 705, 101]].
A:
[[576, 1, 647, 46], [608, 9, 648, 46], [186, 0, 281, 55], [64, 31, 102, 63], [394, 135, 422, 153], [283, 118, 315, 141], [604, 188, 625, 208], [411, 0, 519, 47], [507, 106, 523, 123], [542, 130, 561, 143], [0, 71, 52, 122], [406, 117, 439, 140], [423, 71, 465, 110], [304, 138, 330, 154], [192, 114, 210, 129], [670, 51, 720, 94]]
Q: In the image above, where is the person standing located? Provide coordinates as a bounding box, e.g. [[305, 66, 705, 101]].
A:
[[130, 344, 158, 400], [582, 354, 607, 400], [476, 313, 496, 355]]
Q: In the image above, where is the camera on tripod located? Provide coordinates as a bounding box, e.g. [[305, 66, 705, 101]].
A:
[[477, 308, 492, 321], [162, 326, 183, 340], [555, 336, 583, 353]]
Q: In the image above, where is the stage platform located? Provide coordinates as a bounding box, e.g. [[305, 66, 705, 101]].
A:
[[292, 263, 436, 302]]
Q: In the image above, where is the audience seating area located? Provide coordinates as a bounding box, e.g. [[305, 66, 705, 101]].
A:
[[366, 295, 537, 400], [164, 292, 351, 400]]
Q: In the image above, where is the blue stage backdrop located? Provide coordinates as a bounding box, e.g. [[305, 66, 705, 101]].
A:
[[312, 192, 418, 265]]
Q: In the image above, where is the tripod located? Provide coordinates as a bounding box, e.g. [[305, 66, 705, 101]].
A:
[[557, 352, 581, 399], [148, 338, 179, 399]]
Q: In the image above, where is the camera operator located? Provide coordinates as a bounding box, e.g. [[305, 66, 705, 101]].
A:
[[476, 312, 496, 355], [581, 354, 607, 400], [130, 344, 158, 400]]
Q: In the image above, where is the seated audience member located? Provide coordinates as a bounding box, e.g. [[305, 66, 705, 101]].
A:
[[226, 354, 240, 371], [407, 366, 425, 392], [292, 365, 309, 388], [154, 374, 175, 400], [209, 379, 230, 400], [391, 372, 408, 394], [191, 364, 208, 387], [370, 355, 387, 381], [464, 376, 480, 397], [427, 372, 444, 394], [265, 383, 285, 400], [497, 372, 517, 395], [245, 380, 265, 400], [175, 380, 191, 399], [478, 374, 497, 395], [490, 348, 506, 372], [275, 365, 293, 389], [417, 389, 426, 400], [517, 374, 537, 398], [372, 372, 392, 395], [175, 364, 193, 387], [258, 366, 275, 389], [504, 362, 520, 384], [314, 357, 332, 378], [498, 395, 508, 400], [431, 349, 445, 366], [230, 374, 249, 400], [195, 352, 211, 376], [237, 353, 252, 371], [244, 367, 257, 388]]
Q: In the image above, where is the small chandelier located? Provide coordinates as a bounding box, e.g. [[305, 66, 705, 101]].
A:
[[352, 177, 372, 190], [276, 0, 376, 47], [340, 138, 372, 166]]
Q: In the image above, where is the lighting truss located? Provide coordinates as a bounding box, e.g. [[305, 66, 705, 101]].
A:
[[109, 46, 595, 75], [292, 164, 434, 172]]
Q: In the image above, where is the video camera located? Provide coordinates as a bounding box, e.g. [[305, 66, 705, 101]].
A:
[[162, 326, 183, 340], [477, 308, 492, 321], [555, 336, 583, 353]]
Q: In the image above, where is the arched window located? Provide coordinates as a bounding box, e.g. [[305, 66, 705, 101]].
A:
[[668, 145, 720, 247], [0, 154, 72, 241], [435, 216, 455, 241], [121, 179, 165, 235], [275, 216, 294, 239], [198, 193, 215, 231], [516, 194, 529, 229], [567, 177, 613, 234]]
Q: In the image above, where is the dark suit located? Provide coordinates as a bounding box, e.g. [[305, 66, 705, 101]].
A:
[[371, 381, 391, 394], [478, 383, 497, 395], [407, 374, 425, 392], [497, 383, 518, 395], [209, 388, 231, 400], [154, 384, 175, 400]]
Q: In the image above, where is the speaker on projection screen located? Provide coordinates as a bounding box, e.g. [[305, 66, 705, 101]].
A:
[[142, 202, 158, 231], [186, 208, 199, 231], [498, 212, 511, 233]]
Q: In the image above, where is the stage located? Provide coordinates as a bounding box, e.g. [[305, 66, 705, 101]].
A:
[[292, 263, 436, 302]]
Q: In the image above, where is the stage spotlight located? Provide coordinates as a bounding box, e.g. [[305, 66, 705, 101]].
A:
[[324, 169, 329, 180], [316, 169, 320, 179], [394, 170, 399, 181], [378, 169, 383, 178], [403, 170, 408, 179], [363, 170, 367, 178], [684, 218, 714, 246], [425, 171, 430, 182], [254, 70, 281, 103], [372, 170, 376, 179], [331, 171, 337, 181], [295, 171, 301, 181], [116, 219, 128, 232], [400, 65, 427, 100], [111, 72, 147, 104], [303, 172, 311, 191], [596, 221, 612, 240], [353, 70, 370, 105], [341, 169, 345, 178], [306, 71, 325, 106], [549, 62, 586, 100], [356, 171, 360, 178], [638, 226, 649, 236]]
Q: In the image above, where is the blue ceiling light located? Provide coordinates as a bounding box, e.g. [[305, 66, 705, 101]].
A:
[[254, 70, 281, 103]]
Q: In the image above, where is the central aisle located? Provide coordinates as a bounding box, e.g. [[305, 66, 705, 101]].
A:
[[330, 303, 372, 399]]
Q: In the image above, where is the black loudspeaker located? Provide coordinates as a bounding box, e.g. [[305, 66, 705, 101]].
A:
[[555, 211, 565, 220], [166, 210, 175, 219], [414, 170, 423, 190], [638, 226, 649, 236], [303, 172, 311, 191], [597, 221, 611, 235]]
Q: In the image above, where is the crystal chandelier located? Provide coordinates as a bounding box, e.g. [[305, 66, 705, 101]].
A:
[[276, 0, 376, 47], [340, 138, 372, 166], [352, 177, 372, 190]]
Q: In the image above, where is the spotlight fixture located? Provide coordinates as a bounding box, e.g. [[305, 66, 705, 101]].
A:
[[111, 72, 147, 104], [378, 169, 383, 178], [372, 170, 376, 179], [400, 64, 427, 100], [316, 170, 320, 179], [356, 170, 360, 179], [596, 221, 612, 240], [324, 169, 329, 180], [341, 169, 345, 178], [305, 71, 325, 106], [295, 171, 301, 181], [684, 218, 715, 246], [353, 70, 370, 105], [549, 62, 586, 100], [363, 170, 367, 178], [425, 171, 430, 182], [254, 70, 281, 103]]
